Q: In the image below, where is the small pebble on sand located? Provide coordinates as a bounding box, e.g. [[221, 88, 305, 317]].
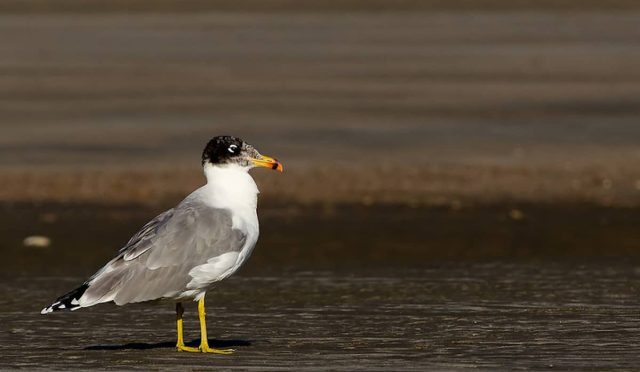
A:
[[509, 209, 525, 221], [23, 236, 51, 248]]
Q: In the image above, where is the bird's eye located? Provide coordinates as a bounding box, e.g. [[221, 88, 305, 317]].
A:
[[228, 144, 238, 154]]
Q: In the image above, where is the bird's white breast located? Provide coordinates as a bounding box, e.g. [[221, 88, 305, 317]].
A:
[[184, 165, 260, 298]]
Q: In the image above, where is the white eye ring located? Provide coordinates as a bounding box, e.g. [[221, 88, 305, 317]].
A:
[[228, 144, 238, 153]]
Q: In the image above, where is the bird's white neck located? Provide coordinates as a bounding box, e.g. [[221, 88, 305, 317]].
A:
[[201, 163, 259, 211]]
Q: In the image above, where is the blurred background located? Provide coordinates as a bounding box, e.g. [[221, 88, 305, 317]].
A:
[[3, 0, 640, 276], [2, 1, 640, 275], [2, 1, 640, 369]]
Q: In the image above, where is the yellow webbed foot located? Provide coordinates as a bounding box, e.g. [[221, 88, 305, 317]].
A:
[[176, 344, 201, 353], [200, 346, 235, 354]]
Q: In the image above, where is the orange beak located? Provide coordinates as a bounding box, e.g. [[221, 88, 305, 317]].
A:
[[251, 155, 283, 172]]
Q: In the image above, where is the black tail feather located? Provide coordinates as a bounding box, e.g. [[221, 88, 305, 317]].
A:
[[41, 283, 89, 314]]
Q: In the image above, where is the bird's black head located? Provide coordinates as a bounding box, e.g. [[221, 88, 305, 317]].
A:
[[201, 135, 245, 166], [201, 135, 284, 172]]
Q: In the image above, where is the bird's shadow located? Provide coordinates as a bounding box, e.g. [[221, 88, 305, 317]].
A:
[[85, 338, 251, 351]]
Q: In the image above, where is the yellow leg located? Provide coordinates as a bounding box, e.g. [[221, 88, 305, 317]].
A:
[[197, 294, 234, 354], [176, 302, 199, 352]]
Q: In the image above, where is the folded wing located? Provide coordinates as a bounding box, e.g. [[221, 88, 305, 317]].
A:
[[78, 197, 247, 307]]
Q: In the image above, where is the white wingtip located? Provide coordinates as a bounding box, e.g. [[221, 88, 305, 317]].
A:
[[41, 307, 52, 315]]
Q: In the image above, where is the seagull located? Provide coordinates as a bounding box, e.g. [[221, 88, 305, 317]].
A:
[[41, 135, 283, 354]]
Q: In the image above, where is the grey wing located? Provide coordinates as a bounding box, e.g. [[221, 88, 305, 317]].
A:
[[79, 198, 247, 306], [120, 208, 175, 261]]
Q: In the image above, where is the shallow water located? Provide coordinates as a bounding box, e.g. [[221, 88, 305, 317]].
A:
[[2, 262, 640, 370]]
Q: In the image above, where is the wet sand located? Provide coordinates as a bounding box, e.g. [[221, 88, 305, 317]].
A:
[[3, 263, 640, 370], [2, 202, 640, 369]]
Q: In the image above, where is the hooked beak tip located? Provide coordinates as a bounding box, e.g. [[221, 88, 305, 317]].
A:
[[252, 155, 283, 172]]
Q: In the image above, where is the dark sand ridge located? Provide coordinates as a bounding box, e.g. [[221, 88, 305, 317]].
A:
[[1, 160, 640, 207]]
